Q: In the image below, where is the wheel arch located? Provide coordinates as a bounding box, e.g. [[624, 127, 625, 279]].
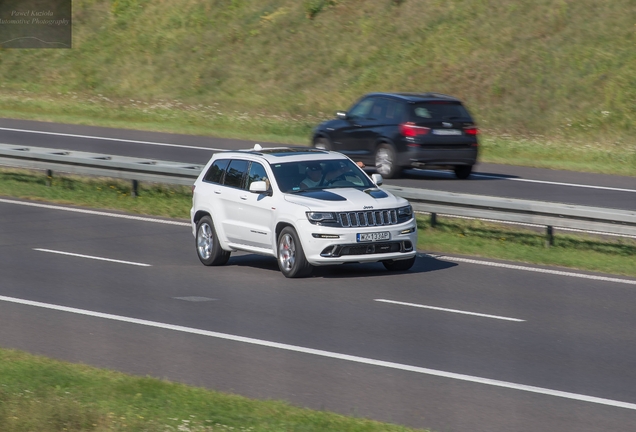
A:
[[374, 136, 398, 151], [312, 133, 332, 147], [275, 221, 294, 240], [193, 210, 211, 226]]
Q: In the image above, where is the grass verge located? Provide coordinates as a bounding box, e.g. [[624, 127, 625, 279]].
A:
[[1, 167, 634, 278], [0, 348, 425, 432], [416, 216, 636, 278]]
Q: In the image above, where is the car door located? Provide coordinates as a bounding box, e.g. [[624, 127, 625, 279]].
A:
[[232, 161, 275, 250], [331, 97, 376, 156], [198, 158, 231, 242], [354, 97, 397, 158], [219, 159, 250, 244]]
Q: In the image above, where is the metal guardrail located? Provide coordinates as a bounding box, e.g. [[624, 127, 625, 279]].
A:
[[382, 186, 636, 239], [0, 143, 203, 187], [1, 143, 635, 239]]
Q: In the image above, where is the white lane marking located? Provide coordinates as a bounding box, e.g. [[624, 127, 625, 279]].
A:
[[173, 296, 217, 302], [0, 127, 224, 151], [375, 299, 525, 322], [424, 254, 636, 286], [412, 168, 636, 193], [34, 248, 151, 267], [472, 173, 636, 193], [2, 198, 634, 286], [1, 294, 635, 411], [0, 198, 191, 227]]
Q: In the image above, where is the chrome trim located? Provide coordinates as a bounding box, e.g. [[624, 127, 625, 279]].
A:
[[338, 209, 399, 227]]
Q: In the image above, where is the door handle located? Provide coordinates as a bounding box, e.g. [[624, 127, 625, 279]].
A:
[[214, 190, 221, 194], [240, 195, 248, 200]]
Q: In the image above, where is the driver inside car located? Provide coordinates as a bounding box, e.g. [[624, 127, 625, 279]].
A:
[[300, 162, 356, 190], [299, 163, 326, 189]]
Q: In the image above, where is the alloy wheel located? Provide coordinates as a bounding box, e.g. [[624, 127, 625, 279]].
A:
[[197, 223, 212, 260], [278, 232, 296, 271]]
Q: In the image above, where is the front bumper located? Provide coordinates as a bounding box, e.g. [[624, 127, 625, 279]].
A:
[[298, 218, 418, 266]]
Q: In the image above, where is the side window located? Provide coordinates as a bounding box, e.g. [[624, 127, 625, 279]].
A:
[[384, 100, 405, 123], [247, 162, 269, 189], [203, 159, 230, 184], [224, 159, 249, 189], [348, 98, 376, 119], [369, 98, 389, 120]]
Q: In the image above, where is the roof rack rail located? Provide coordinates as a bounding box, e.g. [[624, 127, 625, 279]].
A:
[[422, 92, 454, 98]]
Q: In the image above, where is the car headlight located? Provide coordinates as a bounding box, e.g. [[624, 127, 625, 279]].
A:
[[306, 212, 337, 224], [397, 205, 413, 221]]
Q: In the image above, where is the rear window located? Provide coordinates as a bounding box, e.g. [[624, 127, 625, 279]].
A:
[[410, 102, 471, 121], [203, 159, 230, 184], [224, 160, 249, 189]]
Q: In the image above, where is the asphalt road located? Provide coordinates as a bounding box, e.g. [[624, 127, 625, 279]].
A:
[[1, 118, 635, 211], [1, 198, 636, 432]]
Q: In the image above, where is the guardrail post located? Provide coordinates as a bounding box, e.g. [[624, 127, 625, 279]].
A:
[[546, 225, 554, 247], [430, 212, 437, 228], [131, 180, 139, 198], [46, 169, 53, 187]]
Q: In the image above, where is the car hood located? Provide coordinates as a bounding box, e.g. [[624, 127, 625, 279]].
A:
[[284, 188, 407, 210]]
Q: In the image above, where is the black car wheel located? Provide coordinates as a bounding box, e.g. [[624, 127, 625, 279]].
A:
[[313, 137, 332, 151], [454, 165, 473, 179], [375, 143, 401, 178], [277, 227, 313, 278], [196, 216, 231, 266], [382, 256, 416, 272]]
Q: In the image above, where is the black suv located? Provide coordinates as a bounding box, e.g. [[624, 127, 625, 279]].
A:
[[311, 92, 479, 179]]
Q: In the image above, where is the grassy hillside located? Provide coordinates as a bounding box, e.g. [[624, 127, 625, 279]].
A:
[[0, 0, 634, 173]]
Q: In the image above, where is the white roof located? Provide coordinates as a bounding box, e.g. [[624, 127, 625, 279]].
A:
[[216, 146, 350, 164]]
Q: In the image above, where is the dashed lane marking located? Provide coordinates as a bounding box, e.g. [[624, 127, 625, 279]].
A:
[[1, 294, 635, 411]]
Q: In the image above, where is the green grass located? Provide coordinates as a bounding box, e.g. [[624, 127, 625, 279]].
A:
[[0, 348, 425, 432], [0, 0, 635, 176], [0, 168, 192, 219], [416, 216, 636, 278], [1, 168, 634, 278]]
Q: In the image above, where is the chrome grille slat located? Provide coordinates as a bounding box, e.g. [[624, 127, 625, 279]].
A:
[[338, 209, 398, 227]]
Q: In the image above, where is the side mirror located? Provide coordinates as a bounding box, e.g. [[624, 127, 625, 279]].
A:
[[336, 111, 348, 120], [371, 173, 383, 186], [249, 181, 269, 194]]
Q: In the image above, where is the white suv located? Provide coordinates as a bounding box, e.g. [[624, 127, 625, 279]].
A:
[[191, 145, 418, 278]]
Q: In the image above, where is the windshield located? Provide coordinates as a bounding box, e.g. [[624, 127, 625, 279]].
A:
[[271, 159, 374, 193]]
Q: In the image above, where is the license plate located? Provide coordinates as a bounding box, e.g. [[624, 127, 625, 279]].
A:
[[357, 231, 390, 242], [432, 129, 462, 135]]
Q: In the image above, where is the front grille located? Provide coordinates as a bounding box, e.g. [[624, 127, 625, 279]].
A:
[[341, 242, 401, 255], [338, 210, 398, 227], [320, 241, 413, 258]]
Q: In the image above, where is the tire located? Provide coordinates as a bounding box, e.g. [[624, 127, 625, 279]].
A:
[[454, 165, 473, 179], [313, 136, 332, 151], [277, 226, 313, 278], [195, 215, 230, 266], [375, 143, 402, 179], [382, 256, 416, 272]]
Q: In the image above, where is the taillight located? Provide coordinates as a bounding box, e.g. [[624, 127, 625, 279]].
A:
[[191, 185, 196, 196], [464, 127, 479, 136], [400, 122, 430, 137]]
